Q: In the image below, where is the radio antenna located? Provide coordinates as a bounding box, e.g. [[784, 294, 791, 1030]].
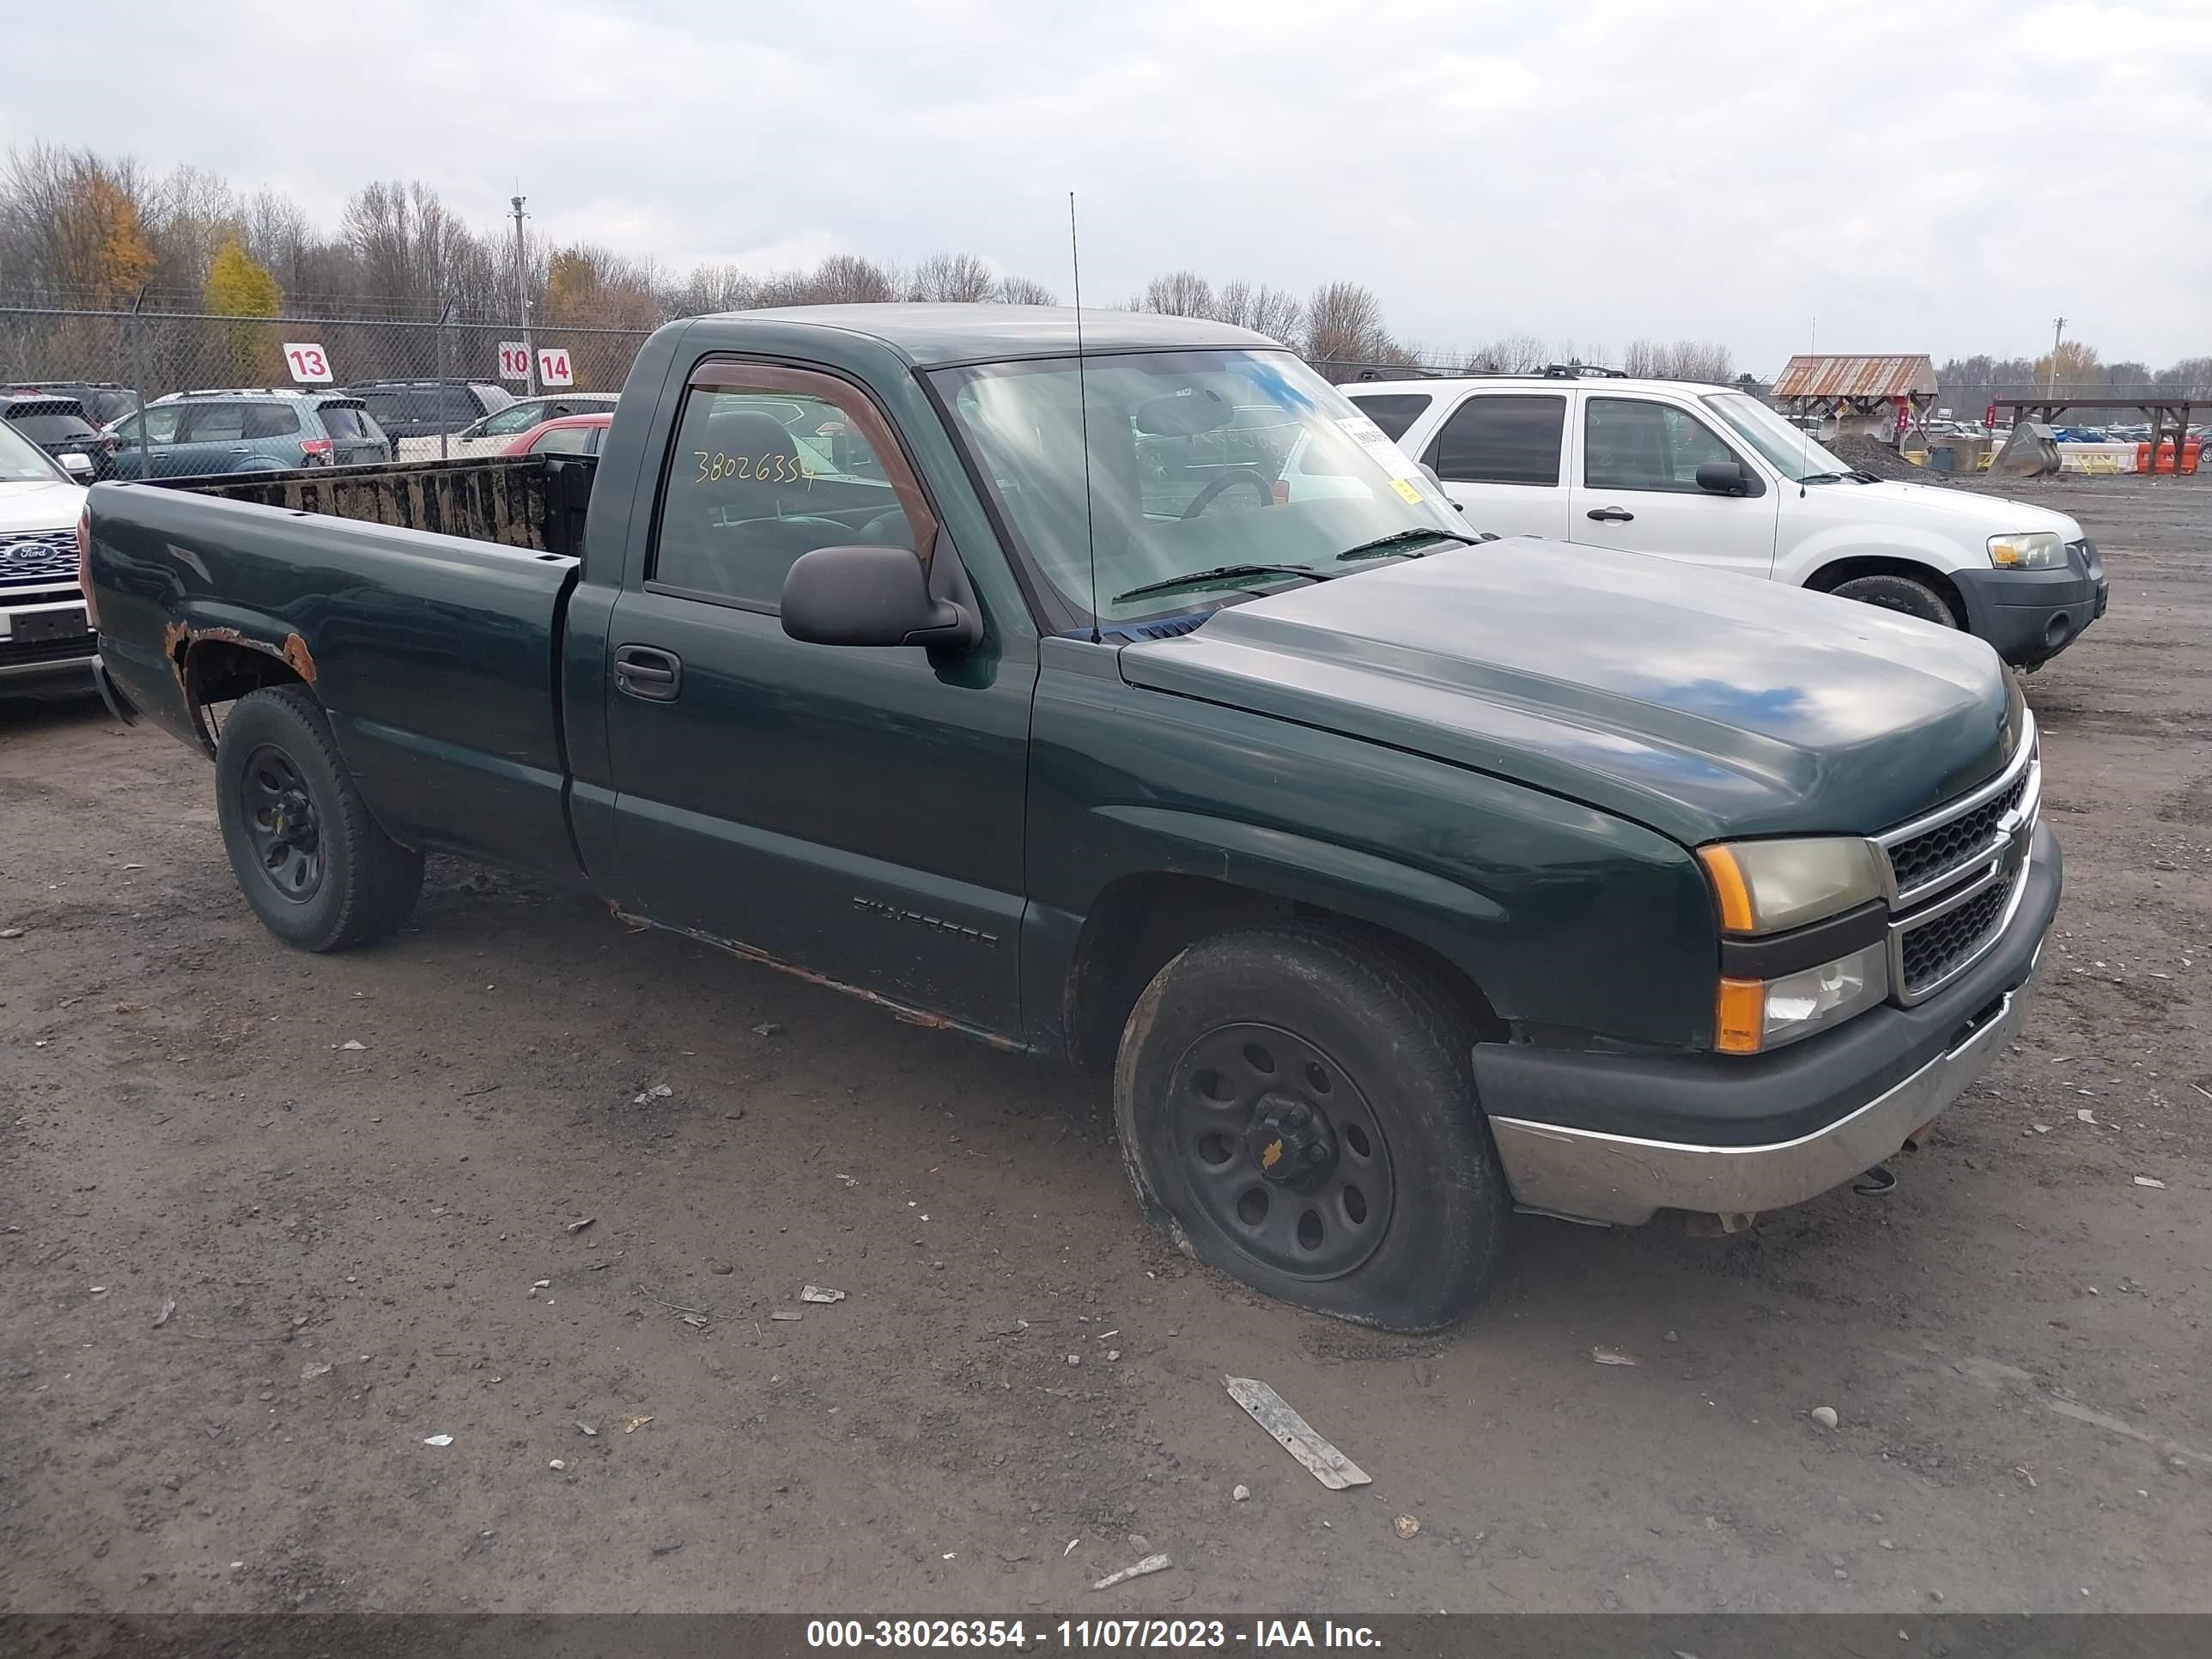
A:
[[1070, 191, 1101, 642]]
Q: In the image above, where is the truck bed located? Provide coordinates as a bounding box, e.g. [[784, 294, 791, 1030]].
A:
[[88, 455, 594, 881], [145, 453, 595, 559]]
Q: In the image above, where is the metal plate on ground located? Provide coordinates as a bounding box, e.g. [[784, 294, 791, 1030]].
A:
[[1224, 1376, 1371, 1489]]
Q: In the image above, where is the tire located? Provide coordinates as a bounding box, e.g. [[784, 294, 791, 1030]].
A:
[[214, 685, 423, 951], [1113, 921, 1507, 1332], [1828, 572, 1956, 627]]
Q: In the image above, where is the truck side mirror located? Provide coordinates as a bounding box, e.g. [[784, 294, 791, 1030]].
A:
[[781, 543, 981, 650], [59, 452, 95, 481], [1695, 460, 1752, 495]]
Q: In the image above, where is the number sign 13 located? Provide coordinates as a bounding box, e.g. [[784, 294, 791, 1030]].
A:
[[283, 343, 332, 384]]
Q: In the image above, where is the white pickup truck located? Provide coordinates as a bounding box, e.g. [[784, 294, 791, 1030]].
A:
[[0, 417, 92, 686], [1346, 373, 2108, 667]]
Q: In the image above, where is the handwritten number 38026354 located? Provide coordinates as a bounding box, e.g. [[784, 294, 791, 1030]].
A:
[[694, 451, 810, 485]]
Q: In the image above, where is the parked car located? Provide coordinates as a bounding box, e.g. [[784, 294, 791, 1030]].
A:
[[1347, 374, 2108, 668], [0, 417, 94, 684], [86, 306, 2058, 1331], [430, 392, 622, 459], [0, 393, 116, 481], [339, 380, 514, 445], [498, 411, 614, 456], [3, 380, 141, 428], [107, 390, 391, 479]]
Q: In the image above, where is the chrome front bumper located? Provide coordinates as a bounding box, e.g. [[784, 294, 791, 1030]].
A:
[[1489, 952, 2040, 1226]]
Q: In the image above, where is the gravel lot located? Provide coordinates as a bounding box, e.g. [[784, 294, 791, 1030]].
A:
[[3, 474, 2207, 1615]]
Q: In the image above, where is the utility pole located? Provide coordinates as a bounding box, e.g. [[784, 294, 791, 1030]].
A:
[[512, 194, 537, 397], [2046, 314, 2065, 400]]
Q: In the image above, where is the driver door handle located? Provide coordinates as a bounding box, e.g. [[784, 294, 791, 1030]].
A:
[[1586, 507, 1634, 523], [614, 644, 682, 702]]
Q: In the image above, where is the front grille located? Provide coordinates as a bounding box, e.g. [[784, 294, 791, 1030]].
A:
[[1899, 878, 2011, 996], [0, 529, 78, 586], [0, 634, 95, 669], [1888, 770, 2029, 893]]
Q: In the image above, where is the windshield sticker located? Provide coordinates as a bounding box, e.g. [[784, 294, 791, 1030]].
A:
[[1389, 477, 1424, 505], [1336, 414, 1422, 482]]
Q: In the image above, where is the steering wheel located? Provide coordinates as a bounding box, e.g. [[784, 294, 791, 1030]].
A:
[[1180, 467, 1273, 520]]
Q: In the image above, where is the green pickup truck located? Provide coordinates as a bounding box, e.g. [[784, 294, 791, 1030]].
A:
[[82, 306, 2058, 1331]]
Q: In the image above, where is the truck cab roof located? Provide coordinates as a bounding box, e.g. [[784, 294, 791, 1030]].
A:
[[709, 303, 1277, 367]]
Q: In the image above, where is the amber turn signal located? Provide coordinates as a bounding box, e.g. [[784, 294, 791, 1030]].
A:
[[1715, 977, 1765, 1054], [1698, 844, 1755, 933]]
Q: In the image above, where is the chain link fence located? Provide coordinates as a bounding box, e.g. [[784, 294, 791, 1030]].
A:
[[0, 302, 653, 457]]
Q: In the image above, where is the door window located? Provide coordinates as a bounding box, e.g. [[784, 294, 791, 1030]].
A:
[[437, 386, 482, 422], [532, 423, 595, 455], [650, 368, 934, 611], [1584, 398, 1740, 492], [1346, 392, 1432, 442], [180, 404, 248, 442], [1429, 394, 1565, 486], [480, 401, 546, 437], [119, 406, 183, 444], [356, 390, 407, 428], [241, 404, 302, 439]]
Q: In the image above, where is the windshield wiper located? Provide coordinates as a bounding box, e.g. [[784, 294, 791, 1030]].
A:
[[1113, 563, 1336, 604], [1796, 471, 1844, 484], [1333, 527, 1482, 562]]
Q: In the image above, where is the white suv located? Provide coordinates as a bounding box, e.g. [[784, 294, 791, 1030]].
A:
[[1346, 373, 2109, 668]]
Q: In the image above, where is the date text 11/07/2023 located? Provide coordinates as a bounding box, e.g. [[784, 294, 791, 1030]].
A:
[[804, 1620, 1383, 1650]]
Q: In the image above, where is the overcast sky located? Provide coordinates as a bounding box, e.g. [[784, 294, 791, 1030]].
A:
[[9, 0, 2209, 371]]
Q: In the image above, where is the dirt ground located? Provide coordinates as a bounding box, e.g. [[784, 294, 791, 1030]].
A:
[[3, 475, 2208, 1617]]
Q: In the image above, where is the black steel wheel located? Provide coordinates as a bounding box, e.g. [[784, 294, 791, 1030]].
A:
[[214, 686, 423, 951], [1115, 921, 1507, 1331], [238, 744, 325, 903], [1167, 1023, 1394, 1281]]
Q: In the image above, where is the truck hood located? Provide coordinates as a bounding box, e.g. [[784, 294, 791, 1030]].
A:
[[0, 477, 86, 537], [1120, 540, 2019, 846], [1811, 477, 2085, 542]]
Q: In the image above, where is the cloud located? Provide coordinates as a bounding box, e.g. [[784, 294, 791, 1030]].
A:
[[6, 0, 2209, 368]]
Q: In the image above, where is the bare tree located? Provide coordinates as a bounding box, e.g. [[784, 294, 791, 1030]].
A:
[[1213, 279, 1303, 343], [909, 251, 997, 302], [669, 262, 759, 315], [1462, 332, 1546, 373], [805, 253, 899, 304], [1136, 270, 1214, 317], [0, 143, 158, 303], [994, 275, 1057, 306], [1303, 281, 1391, 379]]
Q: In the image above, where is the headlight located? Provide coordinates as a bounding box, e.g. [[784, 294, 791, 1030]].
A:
[[1699, 837, 1889, 1054], [1717, 941, 1890, 1054], [1697, 837, 1884, 935], [1988, 532, 2065, 569]]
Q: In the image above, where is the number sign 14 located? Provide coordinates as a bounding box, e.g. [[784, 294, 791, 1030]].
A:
[[537, 348, 574, 387], [283, 343, 332, 384]]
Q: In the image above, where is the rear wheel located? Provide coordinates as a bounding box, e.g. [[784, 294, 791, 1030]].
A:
[[1828, 572, 1956, 627], [1114, 922, 1506, 1331], [214, 686, 422, 951]]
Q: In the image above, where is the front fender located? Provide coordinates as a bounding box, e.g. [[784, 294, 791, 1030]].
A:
[[1024, 652, 1717, 1053]]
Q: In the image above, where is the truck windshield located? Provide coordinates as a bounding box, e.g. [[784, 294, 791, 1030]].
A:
[[0, 418, 64, 483], [932, 349, 1465, 631], [1703, 391, 1852, 483]]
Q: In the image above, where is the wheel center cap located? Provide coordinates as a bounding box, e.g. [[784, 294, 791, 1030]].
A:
[[1245, 1092, 1337, 1190]]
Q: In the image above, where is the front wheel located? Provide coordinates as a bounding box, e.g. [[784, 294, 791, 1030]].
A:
[[214, 685, 423, 951], [1828, 572, 1957, 627], [1114, 922, 1507, 1331]]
